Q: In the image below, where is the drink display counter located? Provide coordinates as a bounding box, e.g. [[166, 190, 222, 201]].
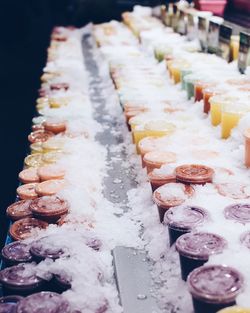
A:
[[1, 3, 250, 313]]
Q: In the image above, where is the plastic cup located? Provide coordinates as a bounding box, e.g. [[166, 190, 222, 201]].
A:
[[164, 205, 208, 246], [16, 292, 71, 313], [224, 203, 250, 224], [244, 129, 250, 168], [180, 69, 192, 90], [221, 102, 249, 139], [148, 170, 176, 192], [187, 265, 244, 313], [9, 218, 48, 241], [153, 183, 195, 223], [30, 236, 69, 262], [0, 263, 45, 296], [216, 183, 250, 200], [209, 96, 236, 127], [144, 120, 175, 138], [53, 273, 72, 293], [176, 232, 227, 280], [0, 296, 23, 313], [203, 87, 225, 114], [29, 196, 69, 223], [230, 35, 240, 61], [137, 136, 162, 167], [1, 242, 33, 266], [217, 307, 250, 313], [6, 200, 33, 222], [184, 74, 203, 100], [175, 164, 214, 185], [143, 151, 176, 173]]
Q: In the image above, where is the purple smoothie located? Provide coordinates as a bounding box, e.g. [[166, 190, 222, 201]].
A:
[[53, 272, 72, 293], [187, 265, 244, 313], [1, 242, 33, 266], [240, 231, 250, 249], [224, 204, 250, 224], [30, 236, 68, 262], [176, 232, 227, 280], [16, 292, 71, 313], [0, 296, 23, 313], [0, 263, 45, 296], [164, 205, 208, 246]]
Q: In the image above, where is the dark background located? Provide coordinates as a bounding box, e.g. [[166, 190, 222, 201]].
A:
[[0, 0, 166, 249], [0, 0, 248, 249]]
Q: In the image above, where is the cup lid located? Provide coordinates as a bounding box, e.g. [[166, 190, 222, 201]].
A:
[[176, 232, 227, 260], [138, 136, 161, 155], [153, 183, 194, 209], [0, 296, 23, 313], [37, 165, 65, 182], [16, 292, 71, 313], [28, 130, 54, 144], [6, 200, 33, 221], [16, 183, 39, 200], [240, 231, 250, 250], [24, 154, 44, 168], [35, 180, 66, 197], [0, 263, 44, 288], [143, 151, 176, 166], [29, 196, 69, 217], [30, 236, 69, 261], [224, 204, 250, 224], [187, 265, 244, 304], [1, 241, 33, 263], [175, 164, 214, 184], [216, 183, 250, 200], [18, 168, 40, 184], [164, 205, 207, 230], [9, 218, 48, 241]]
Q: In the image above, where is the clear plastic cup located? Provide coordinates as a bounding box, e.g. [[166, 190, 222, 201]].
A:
[[221, 102, 249, 139], [187, 265, 244, 313], [176, 232, 227, 280], [164, 205, 207, 246], [209, 95, 236, 127]]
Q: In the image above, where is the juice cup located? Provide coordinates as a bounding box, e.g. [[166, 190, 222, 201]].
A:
[[180, 69, 192, 90], [203, 87, 225, 114], [164, 205, 207, 246], [138, 136, 162, 167], [194, 81, 215, 103], [30, 196, 69, 223], [230, 35, 240, 61], [175, 164, 214, 185], [184, 74, 203, 100], [16, 292, 71, 313], [224, 203, 250, 224], [6, 200, 33, 221], [148, 170, 176, 192], [176, 232, 227, 281], [221, 103, 249, 139], [143, 151, 176, 173], [209, 96, 236, 127], [30, 236, 68, 262], [244, 128, 250, 168], [187, 265, 244, 313], [0, 263, 45, 296], [153, 183, 195, 223], [0, 296, 23, 313], [1, 242, 33, 266], [217, 307, 250, 313], [170, 61, 190, 84], [144, 120, 175, 138]]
